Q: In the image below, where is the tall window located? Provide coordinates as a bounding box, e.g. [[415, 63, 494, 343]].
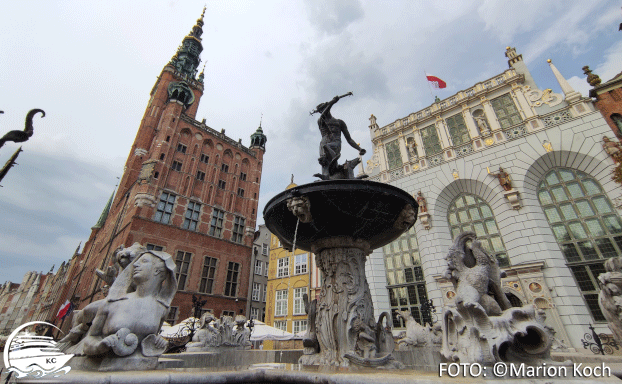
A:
[[293, 320, 307, 334], [295, 254, 308, 274], [277, 257, 289, 277], [221, 163, 229, 172], [274, 320, 287, 331], [447, 194, 509, 267], [252, 283, 261, 301], [200, 154, 209, 164], [275, 290, 288, 316], [446, 113, 470, 146], [293, 287, 306, 315], [175, 251, 192, 290], [237, 188, 245, 197], [420, 125, 442, 156], [386, 139, 403, 170], [155, 192, 175, 224], [383, 225, 428, 328], [224, 262, 240, 297], [262, 243, 269, 256], [182, 202, 201, 231], [491, 93, 522, 129], [232, 216, 245, 243], [240, 172, 247, 181], [199, 256, 217, 294], [209, 209, 225, 237], [538, 168, 622, 321], [250, 307, 259, 320], [255, 260, 263, 275], [262, 284, 267, 302], [171, 161, 183, 171], [218, 180, 226, 189]]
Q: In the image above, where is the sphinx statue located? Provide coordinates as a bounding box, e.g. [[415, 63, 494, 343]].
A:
[[441, 232, 555, 365], [78, 248, 177, 371], [395, 310, 441, 348]]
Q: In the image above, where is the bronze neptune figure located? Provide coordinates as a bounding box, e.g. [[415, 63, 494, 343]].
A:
[[310, 93, 367, 180]]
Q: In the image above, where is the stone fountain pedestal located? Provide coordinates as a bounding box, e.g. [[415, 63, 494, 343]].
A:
[[264, 180, 417, 367]]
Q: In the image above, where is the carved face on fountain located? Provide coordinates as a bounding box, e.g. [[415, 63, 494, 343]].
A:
[[132, 253, 166, 285]]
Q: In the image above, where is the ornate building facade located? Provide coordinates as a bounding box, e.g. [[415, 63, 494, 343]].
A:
[[363, 47, 621, 351], [65, 9, 267, 328]]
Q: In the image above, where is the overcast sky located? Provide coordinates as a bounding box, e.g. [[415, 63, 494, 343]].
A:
[[0, 0, 620, 284]]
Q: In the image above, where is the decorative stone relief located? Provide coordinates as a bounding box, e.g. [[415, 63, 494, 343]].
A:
[[542, 110, 573, 127], [598, 256, 622, 343], [286, 195, 312, 223], [186, 313, 251, 351], [503, 189, 521, 210], [134, 193, 157, 208], [300, 242, 403, 368], [395, 310, 441, 348], [441, 232, 555, 365], [523, 86, 563, 108]]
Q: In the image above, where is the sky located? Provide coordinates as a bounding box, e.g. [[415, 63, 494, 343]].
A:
[[0, 0, 620, 284]]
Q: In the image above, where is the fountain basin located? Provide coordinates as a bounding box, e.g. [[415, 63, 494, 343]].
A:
[[263, 179, 418, 252]]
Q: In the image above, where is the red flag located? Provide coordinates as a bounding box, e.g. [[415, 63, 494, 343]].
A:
[[426, 75, 447, 89], [56, 300, 72, 320]]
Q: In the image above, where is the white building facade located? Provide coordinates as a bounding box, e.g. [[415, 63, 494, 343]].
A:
[[363, 47, 621, 351]]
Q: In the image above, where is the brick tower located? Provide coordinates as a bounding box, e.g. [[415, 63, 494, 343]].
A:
[[65, 8, 267, 328]]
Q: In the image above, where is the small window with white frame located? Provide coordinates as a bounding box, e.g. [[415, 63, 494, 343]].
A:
[[277, 257, 289, 277], [252, 282, 261, 301], [275, 289, 288, 316], [293, 320, 307, 334], [274, 320, 287, 331], [254, 259, 263, 275], [293, 287, 307, 315], [250, 307, 259, 320], [295, 253, 308, 274], [262, 243, 268, 256]]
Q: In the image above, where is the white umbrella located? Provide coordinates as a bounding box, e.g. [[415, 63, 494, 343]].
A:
[[249, 320, 295, 341], [160, 317, 200, 338]]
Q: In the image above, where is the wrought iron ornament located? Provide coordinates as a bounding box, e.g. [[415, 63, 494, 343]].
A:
[[581, 324, 619, 355]]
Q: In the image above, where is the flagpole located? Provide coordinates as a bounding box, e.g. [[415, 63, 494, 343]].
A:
[[424, 70, 435, 102]]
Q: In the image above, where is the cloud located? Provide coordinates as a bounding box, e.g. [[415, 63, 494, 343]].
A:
[[0, 150, 116, 283], [304, 0, 364, 36], [566, 39, 622, 97]]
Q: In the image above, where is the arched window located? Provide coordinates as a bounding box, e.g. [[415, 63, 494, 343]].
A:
[[382, 225, 428, 328], [447, 194, 509, 267], [538, 168, 622, 321]]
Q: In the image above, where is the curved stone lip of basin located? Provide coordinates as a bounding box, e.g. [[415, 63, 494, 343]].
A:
[[263, 179, 418, 252]]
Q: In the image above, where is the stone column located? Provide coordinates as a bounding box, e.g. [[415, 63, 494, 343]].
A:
[[480, 96, 501, 131], [312, 240, 373, 366], [511, 83, 536, 119], [376, 143, 388, 172], [461, 105, 479, 138], [435, 116, 451, 148], [397, 133, 409, 165]]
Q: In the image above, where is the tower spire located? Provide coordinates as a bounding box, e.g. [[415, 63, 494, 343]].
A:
[[168, 7, 205, 79], [547, 59, 581, 102], [92, 187, 116, 229]]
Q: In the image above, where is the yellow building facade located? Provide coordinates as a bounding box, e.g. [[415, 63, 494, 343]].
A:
[[263, 232, 312, 349]]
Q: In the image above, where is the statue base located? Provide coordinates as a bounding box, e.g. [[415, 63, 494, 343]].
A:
[[299, 239, 402, 368]]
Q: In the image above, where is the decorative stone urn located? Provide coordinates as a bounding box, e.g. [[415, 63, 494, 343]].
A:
[[264, 180, 417, 368]]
